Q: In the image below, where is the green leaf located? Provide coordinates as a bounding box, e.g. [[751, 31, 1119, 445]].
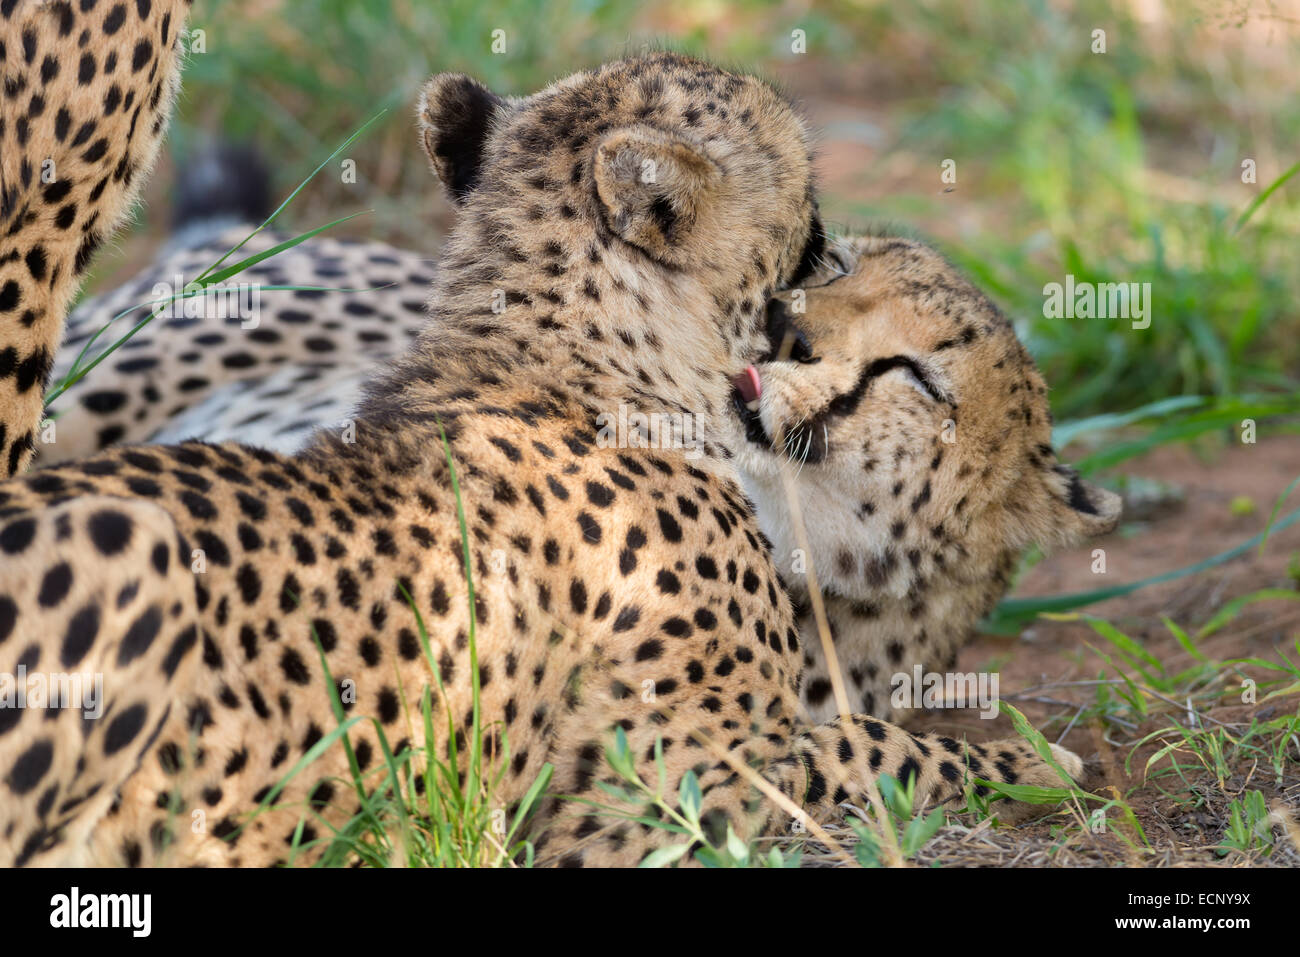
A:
[[901, 806, 946, 855], [200, 212, 369, 287], [1163, 616, 1208, 663], [985, 504, 1300, 633], [506, 763, 554, 845], [1234, 160, 1300, 232], [1198, 588, 1300, 638], [1052, 395, 1205, 448], [1086, 617, 1166, 682], [974, 779, 1077, 804], [639, 844, 691, 868], [678, 771, 702, 823], [1143, 738, 1193, 777], [725, 825, 750, 864], [1000, 701, 1083, 788]]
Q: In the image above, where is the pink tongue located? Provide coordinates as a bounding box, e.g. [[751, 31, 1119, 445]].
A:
[[732, 366, 762, 403]]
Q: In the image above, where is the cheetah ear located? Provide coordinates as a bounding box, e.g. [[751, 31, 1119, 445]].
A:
[[417, 73, 506, 204], [1037, 465, 1122, 547], [593, 124, 721, 261]]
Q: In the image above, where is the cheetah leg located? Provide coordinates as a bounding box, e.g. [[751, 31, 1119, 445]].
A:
[[0, 1, 189, 475], [553, 714, 1082, 865], [787, 717, 1084, 826], [0, 497, 201, 866]]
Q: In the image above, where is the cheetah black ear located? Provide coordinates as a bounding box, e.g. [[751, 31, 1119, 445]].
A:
[[1039, 464, 1123, 546], [417, 73, 506, 204], [592, 124, 721, 262]]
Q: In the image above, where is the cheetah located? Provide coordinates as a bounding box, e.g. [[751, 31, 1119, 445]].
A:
[[0, 52, 1094, 868], [724, 232, 1122, 724], [0, 53, 842, 868], [0, 0, 190, 477]]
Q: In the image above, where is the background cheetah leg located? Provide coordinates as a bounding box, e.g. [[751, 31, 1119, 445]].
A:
[[0, 496, 201, 866], [0, 1, 189, 475]]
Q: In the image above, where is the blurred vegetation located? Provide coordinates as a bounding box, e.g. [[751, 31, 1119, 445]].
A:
[[145, 0, 1300, 419]]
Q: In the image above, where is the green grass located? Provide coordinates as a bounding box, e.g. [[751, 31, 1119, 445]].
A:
[[989, 603, 1300, 863], [224, 420, 554, 868], [51, 113, 388, 409]]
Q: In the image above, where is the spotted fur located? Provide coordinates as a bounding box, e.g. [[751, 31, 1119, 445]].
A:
[[41, 225, 432, 462], [0, 0, 190, 476]]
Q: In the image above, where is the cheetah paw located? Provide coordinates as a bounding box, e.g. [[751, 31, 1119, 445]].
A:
[[1048, 744, 1084, 783]]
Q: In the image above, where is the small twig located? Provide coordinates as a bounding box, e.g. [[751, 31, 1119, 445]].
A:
[[1056, 705, 1088, 745]]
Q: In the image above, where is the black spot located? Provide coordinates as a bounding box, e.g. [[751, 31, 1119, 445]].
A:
[[805, 678, 832, 706], [585, 481, 614, 507], [37, 562, 73, 607], [656, 508, 682, 542], [6, 739, 53, 794], [0, 518, 36, 554], [576, 512, 601, 544], [612, 606, 641, 632], [377, 688, 400, 724], [569, 580, 588, 614], [224, 748, 248, 776], [655, 569, 680, 594], [896, 755, 921, 788], [103, 703, 147, 755], [280, 648, 310, 685], [0, 594, 17, 644], [116, 605, 162, 665], [131, 37, 152, 71], [60, 603, 99, 666], [87, 509, 132, 555]]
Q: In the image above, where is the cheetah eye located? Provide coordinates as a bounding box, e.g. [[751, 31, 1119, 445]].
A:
[[763, 299, 817, 364], [825, 247, 852, 275], [827, 356, 948, 417], [892, 358, 949, 404]]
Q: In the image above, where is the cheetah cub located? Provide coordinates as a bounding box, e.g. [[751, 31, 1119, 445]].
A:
[[724, 232, 1121, 726]]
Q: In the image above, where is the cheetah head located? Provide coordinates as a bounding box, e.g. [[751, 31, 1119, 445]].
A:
[[724, 231, 1122, 605], [413, 53, 824, 380]]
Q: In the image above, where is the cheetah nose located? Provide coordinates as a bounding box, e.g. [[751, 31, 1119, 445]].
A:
[[731, 365, 762, 409]]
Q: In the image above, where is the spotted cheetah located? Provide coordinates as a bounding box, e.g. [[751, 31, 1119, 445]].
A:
[[727, 232, 1122, 724], [0, 0, 190, 477], [0, 54, 875, 869]]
